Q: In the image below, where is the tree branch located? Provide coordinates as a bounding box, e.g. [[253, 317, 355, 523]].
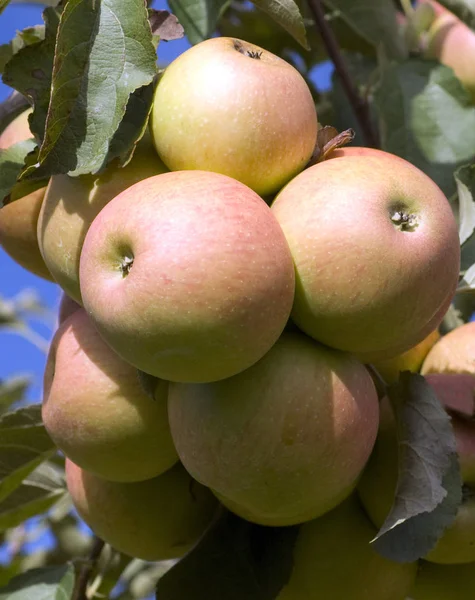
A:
[[73, 536, 105, 600], [306, 0, 380, 148]]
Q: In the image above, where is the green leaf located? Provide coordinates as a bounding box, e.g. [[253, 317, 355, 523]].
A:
[[0, 139, 37, 207], [0, 25, 45, 74], [21, 0, 158, 180], [0, 463, 66, 532], [250, 0, 308, 50], [374, 59, 475, 197], [323, 0, 406, 59], [0, 565, 75, 600], [455, 163, 475, 245], [0, 1, 10, 16], [437, 0, 475, 28], [371, 373, 462, 563], [168, 0, 230, 45], [0, 405, 56, 505], [0, 375, 30, 411], [156, 511, 298, 600], [2, 7, 60, 145]]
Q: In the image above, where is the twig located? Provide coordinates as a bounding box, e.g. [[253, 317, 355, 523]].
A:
[[306, 0, 380, 148], [73, 536, 105, 600]]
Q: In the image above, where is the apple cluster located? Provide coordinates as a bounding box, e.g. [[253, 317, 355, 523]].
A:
[[0, 35, 468, 598]]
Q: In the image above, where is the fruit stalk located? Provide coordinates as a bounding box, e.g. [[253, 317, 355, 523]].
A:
[[72, 536, 105, 600]]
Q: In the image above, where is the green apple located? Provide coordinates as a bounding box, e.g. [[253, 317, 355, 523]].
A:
[[66, 459, 218, 561], [358, 394, 475, 565], [43, 308, 178, 482], [271, 151, 460, 362], [168, 331, 379, 526], [278, 495, 418, 600], [422, 0, 475, 102], [37, 134, 167, 304], [150, 37, 318, 196], [411, 560, 475, 599], [0, 108, 53, 280], [79, 170, 295, 383], [373, 329, 440, 384], [422, 322, 475, 376]]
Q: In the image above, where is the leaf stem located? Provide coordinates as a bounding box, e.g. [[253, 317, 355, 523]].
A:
[[305, 0, 379, 148], [401, 0, 415, 17], [73, 536, 105, 600]]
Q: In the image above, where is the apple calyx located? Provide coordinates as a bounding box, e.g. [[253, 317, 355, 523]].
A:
[[119, 255, 134, 277], [232, 39, 262, 60], [391, 209, 419, 231]]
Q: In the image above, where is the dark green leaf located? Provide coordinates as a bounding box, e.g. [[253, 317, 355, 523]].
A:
[[21, 0, 157, 180], [0, 375, 30, 411], [0, 139, 36, 207], [371, 373, 462, 563], [0, 405, 56, 505], [374, 59, 475, 197], [156, 511, 298, 600], [168, 0, 230, 45], [0, 1, 10, 16], [437, 0, 475, 28], [250, 0, 308, 50], [0, 25, 45, 74], [0, 565, 74, 600], [323, 0, 406, 59], [2, 7, 60, 145]]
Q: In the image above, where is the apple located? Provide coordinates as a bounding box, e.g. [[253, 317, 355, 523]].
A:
[[358, 392, 475, 565], [43, 308, 178, 482], [372, 329, 440, 384], [278, 495, 418, 600], [168, 331, 379, 527], [421, 0, 475, 103], [422, 322, 475, 376], [79, 170, 295, 383], [271, 151, 460, 362], [0, 108, 53, 280], [411, 560, 475, 599], [150, 37, 318, 196], [57, 292, 81, 324], [37, 134, 168, 304], [65, 459, 218, 561]]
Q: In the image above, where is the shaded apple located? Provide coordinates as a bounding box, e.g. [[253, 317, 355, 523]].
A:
[[422, 322, 475, 376], [66, 459, 218, 561], [271, 152, 460, 362], [43, 309, 178, 482], [79, 170, 295, 383], [358, 394, 475, 564], [168, 331, 379, 526], [57, 292, 81, 325], [37, 134, 167, 304], [0, 108, 33, 149], [278, 495, 418, 600], [150, 37, 318, 196], [411, 560, 475, 599]]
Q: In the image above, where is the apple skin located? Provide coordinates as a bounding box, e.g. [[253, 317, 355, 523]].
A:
[[57, 293, 81, 324], [150, 37, 318, 196], [421, 0, 475, 102], [0, 109, 53, 281], [79, 170, 295, 384], [37, 135, 167, 304], [271, 152, 460, 362], [277, 496, 418, 600], [422, 322, 475, 376], [411, 560, 475, 600], [358, 394, 475, 565], [65, 459, 218, 561], [372, 329, 441, 384], [168, 331, 379, 526], [42, 308, 178, 482]]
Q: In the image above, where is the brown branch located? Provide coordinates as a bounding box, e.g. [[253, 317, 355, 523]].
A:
[[306, 0, 380, 148], [73, 536, 105, 600]]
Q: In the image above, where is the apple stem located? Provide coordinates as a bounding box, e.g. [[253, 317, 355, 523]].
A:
[[305, 0, 380, 149], [72, 536, 105, 600]]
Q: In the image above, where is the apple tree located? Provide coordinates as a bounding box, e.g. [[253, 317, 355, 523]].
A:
[[1, 0, 475, 599]]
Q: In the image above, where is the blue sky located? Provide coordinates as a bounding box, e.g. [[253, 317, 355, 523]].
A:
[[0, 2, 333, 404]]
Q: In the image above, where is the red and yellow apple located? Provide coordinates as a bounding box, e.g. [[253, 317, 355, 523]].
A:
[[422, 322, 475, 376], [79, 170, 295, 383], [271, 151, 460, 362], [278, 495, 418, 600], [66, 459, 218, 561], [168, 331, 379, 526], [37, 135, 167, 304], [43, 309, 178, 482], [150, 37, 318, 196]]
